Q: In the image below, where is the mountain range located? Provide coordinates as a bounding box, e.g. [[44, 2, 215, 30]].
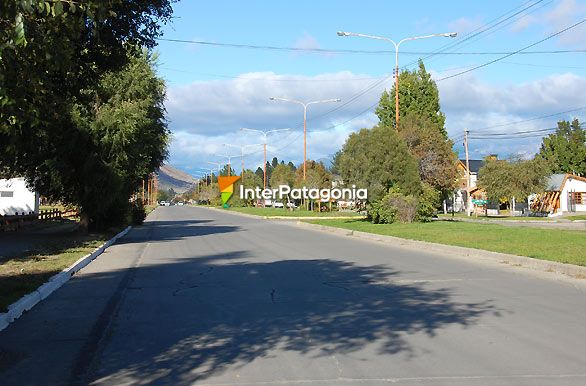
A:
[[157, 164, 197, 194]]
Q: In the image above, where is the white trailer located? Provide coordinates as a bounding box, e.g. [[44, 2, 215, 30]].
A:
[[0, 177, 40, 216]]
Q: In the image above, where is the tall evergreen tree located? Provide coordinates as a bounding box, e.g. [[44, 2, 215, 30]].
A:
[[539, 119, 586, 176], [375, 60, 447, 137]]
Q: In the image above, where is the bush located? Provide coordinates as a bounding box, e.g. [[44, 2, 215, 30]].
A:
[[416, 183, 440, 222], [131, 200, 146, 225], [367, 188, 418, 224]]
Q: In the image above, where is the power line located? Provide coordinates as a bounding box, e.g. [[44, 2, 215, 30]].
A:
[[406, 0, 550, 69], [476, 106, 586, 131], [436, 18, 586, 82], [470, 127, 557, 137], [159, 67, 385, 82], [158, 38, 586, 56]]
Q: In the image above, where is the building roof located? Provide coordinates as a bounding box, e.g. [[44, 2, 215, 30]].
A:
[[459, 159, 485, 174], [545, 174, 566, 191], [545, 173, 586, 191]]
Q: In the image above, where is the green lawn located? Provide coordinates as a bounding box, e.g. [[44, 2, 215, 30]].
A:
[[0, 233, 113, 312], [566, 215, 586, 221], [226, 206, 364, 218], [437, 213, 553, 221], [308, 219, 586, 266]]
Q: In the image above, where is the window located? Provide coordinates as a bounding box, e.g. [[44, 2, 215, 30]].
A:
[[572, 192, 585, 205], [0, 191, 14, 198]]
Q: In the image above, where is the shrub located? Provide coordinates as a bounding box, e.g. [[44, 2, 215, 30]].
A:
[[417, 183, 440, 222], [131, 200, 146, 225], [367, 188, 418, 224]]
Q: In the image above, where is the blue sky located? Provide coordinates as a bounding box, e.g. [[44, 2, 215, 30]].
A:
[[155, 0, 586, 176]]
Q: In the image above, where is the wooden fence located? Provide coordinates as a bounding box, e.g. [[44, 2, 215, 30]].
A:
[[0, 208, 79, 231]]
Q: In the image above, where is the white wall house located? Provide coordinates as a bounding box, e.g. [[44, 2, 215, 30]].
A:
[[0, 177, 40, 216], [559, 174, 586, 214], [532, 174, 586, 216]]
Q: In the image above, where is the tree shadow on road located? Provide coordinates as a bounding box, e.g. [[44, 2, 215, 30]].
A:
[[86, 251, 498, 385], [117, 219, 241, 245]]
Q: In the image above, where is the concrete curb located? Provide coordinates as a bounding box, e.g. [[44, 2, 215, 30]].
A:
[[295, 221, 586, 279], [202, 206, 364, 221], [0, 225, 132, 332]]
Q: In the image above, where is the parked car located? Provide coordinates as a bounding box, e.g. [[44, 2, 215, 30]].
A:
[[177, 201, 184, 206], [286, 202, 297, 209], [159, 201, 170, 206], [273, 202, 284, 208]]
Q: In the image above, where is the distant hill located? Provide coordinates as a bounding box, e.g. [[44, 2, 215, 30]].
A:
[[157, 164, 197, 194]]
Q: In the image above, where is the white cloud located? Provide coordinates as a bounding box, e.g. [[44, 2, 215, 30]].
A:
[[437, 71, 586, 159], [448, 17, 484, 35], [510, 0, 586, 46], [164, 72, 384, 172], [292, 33, 335, 58], [164, 70, 586, 173]]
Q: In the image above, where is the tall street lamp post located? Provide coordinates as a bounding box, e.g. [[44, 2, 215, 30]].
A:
[[269, 97, 340, 180], [214, 154, 237, 176], [223, 143, 262, 182], [241, 128, 290, 189], [337, 31, 456, 129]]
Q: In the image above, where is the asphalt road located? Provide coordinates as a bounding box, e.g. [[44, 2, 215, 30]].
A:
[[1, 206, 586, 386]]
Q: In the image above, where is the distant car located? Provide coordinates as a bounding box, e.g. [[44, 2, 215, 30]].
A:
[[286, 202, 297, 209], [177, 202, 184, 206], [264, 199, 273, 207], [159, 201, 170, 206], [273, 202, 284, 208]]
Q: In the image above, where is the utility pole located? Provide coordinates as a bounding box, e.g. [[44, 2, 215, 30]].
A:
[[142, 179, 145, 204], [269, 97, 340, 180], [224, 143, 261, 184], [241, 128, 289, 189], [337, 31, 456, 130], [464, 129, 471, 216]]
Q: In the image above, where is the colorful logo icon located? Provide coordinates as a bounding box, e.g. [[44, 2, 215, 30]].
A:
[[218, 176, 241, 208]]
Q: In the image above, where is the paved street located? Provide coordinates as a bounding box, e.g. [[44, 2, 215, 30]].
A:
[[1, 206, 586, 386]]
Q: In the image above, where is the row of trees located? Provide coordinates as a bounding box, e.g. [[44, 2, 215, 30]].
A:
[[477, 118, 586, 210], [1, 1, 174, 229], [185, 159, 334, 207]]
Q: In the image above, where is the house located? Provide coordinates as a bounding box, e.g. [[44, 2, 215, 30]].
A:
[[0, 177, 40, 216], [531, 173, 586, 216], [445, 158, 487, 213]]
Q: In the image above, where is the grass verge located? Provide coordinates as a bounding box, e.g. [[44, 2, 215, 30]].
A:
[[566, 215, 586, 221], [226, 206, 363, 218], [437, 213, 553, 221], [145, 204, 158, 217], [308, 219, 586, 267], [0, 232, 113, 312]]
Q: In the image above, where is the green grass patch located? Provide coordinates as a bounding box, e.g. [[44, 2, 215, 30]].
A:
[[566, 215, 586, 221], [226, 206, 363, 218], [145, 204, 157, 217], [308, 219, 586, 266], [0, 233, 112, 312], [437, 213, 553, 221]]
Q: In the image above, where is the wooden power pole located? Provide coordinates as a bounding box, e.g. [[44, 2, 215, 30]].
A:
[[464, 129, 471, 216]]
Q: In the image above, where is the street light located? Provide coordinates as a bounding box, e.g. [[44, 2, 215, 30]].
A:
[[207, 162, 222, 183], [224, 143, 262, 181], [337, 30, 456, 129], [241, 128, 290, 189], [214, 153, 238, 176], [195, 168, 215, 186], [269, 97, 340, 180]]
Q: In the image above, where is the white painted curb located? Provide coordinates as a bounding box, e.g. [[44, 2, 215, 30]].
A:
[[0, 226, 131, 332], [295, 221, 586, 279]]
